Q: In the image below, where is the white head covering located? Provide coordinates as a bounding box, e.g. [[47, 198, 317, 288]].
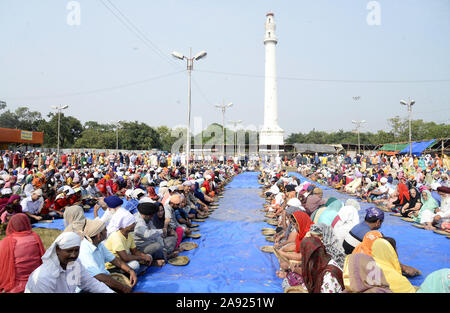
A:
[[286, 197, 302, 208], [106, 208, 136, 236], [41, 232, 82, 277]]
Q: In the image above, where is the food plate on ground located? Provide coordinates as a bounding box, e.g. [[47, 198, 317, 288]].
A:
[[262, 229, 276, 236], [265, 219, 278, 226], [192, 219, 205, 222], [284, 285, 308, 293], [260, 246, 274, 253], [411, 224, 425, 229], [179, 242, 198, 251], [401, 217, 415, 222], [261, 227, 275, 232], [433, 229, 450, 236], [265, 236, 275, 242], [110, 273, 132, 287], [390, 213, 402, 217], [189, 223, 200, 228], [190, 228, 200, 232], [168, 255, 190, 266], [265, 213, 275, 218], [187, 233, 201, 239]]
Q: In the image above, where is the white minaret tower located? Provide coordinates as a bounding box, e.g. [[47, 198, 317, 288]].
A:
[[259, 12, 284, 152]]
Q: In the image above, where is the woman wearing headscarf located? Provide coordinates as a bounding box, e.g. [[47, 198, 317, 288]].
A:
[[298, 236, 344, 293], [0, 194, 22, 217], [25, 231, 114, 293], [63, 205, 87, 235], [331, 198, 360, 247], [342, 253, 392, 293], [388, 182, 410, 211], [274, 211, 313, 278], [352, 230, 383, 256], [371, 238, 416, 293], [309, 223, 347, 269], [0, 214, 45, 293], [411, 189, 439, 227], [416, 268, 450, 293], [104, 209, 152, 275], [316, 198, 344, 226], [400, 187, 422, 217], [304, 188, 326, 216]]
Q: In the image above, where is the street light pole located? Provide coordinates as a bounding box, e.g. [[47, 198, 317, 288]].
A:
[[215, 101, 233, 164], [400, 97, 415, 156], [51, 105, 69, 161], [171, 48, 207, 178], [229, 120, 242, 159], [352, 120, 366, 155], [111, 120, 121, 150]]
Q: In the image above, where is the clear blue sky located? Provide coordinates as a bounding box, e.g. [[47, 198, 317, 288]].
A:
[[1, 0, 449, 136]]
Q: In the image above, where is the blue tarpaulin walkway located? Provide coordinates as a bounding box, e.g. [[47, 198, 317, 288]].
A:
[[32, 171, 449, 291]]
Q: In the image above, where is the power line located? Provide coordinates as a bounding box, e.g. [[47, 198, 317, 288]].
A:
[[4, 70, 185, 100], [100, 0, 181, 70], [196, 69, 450, 84]]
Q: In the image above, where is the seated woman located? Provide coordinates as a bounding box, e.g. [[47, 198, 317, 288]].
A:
[[386, 182, 410, 212], [416, 268, 450, 293], [0, 194, 22, 218], [371, 238, 416, 293], [104, 210, 153, 276], [342, 253, 392, 293], [315, 198, 344, 226], [274, 211, 313, 278], [331, 199, 361, 247], [400, 187, 422, 218], [411, 189, 439, 230], [288, 236, 344, 293], [308, 223, 347, 269], [152, 202, 182, 256], [274, 205, 304, 250], [0, 213, 46, 293]]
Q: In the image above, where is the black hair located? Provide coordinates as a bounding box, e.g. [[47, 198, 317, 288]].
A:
[[382, 237, 397, 253], [365, 215, 382, 223]]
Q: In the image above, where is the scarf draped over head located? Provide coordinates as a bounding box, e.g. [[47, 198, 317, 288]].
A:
[[397, 183, 410, 205], [407, 188, 421, 208], [63, 205, 87, 235], [146, 186, 159, 200], [292, 211, 314, 253], [342, 253, 392, 293], [309, 223, 347, 268], [371, 238, 416, 293], [107, 208, 136, 236], [0, 194, 22, 216], [0, 213, 45, 292], [41, 232, 81, 278], [416, 268, 450, 293], [414, 190, 439, 222], [352, 231, 383, 256], [300, 236, 344, 293], [83, 219, 106, 243]]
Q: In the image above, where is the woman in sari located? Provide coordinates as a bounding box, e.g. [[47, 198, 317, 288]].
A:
[[400, 187, 422, 217], [274, 211, 313, 278], [387, 182, 410, 211], [0, 213, 45, 293], [371, 238, 416, 293], [342, 253, 392, 293], [411, 189, 439, 229], [0, 194, 22, 217], [297, 236, 344, 293]]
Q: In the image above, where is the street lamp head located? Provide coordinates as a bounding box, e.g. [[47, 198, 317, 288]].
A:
[[51, 105, 58, 110], [351, 120, 357, 124], [226, 102, 233, 108], [61, 105, 69, 110], [361, 120, 366, 124], [400, 100, 408, 105], [410, 100, 415, 106], [194, 51, 207, 61], [171, 51, 185, 60]]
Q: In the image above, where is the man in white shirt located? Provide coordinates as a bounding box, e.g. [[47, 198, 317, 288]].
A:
[[25, 232, 114, 293], [21, 189, 45, 223]]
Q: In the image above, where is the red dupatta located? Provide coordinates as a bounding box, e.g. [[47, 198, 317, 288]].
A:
[[292, 211, 314, 253], [0, 214, 45, 293], [398, 183, 410, 205]]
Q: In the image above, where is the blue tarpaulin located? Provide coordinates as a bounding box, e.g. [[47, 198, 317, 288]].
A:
[[398, 139, 436, 155], [32, 171, 450, 291]]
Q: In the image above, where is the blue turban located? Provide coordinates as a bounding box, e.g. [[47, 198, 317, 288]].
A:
[[104, 196, 123, 209], [365, 206, 384, 221]]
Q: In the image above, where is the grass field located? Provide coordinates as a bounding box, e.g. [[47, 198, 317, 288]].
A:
[[0, 228, 62, 250]]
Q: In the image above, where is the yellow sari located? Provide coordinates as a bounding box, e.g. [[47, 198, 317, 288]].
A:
[[371, 239, 416, 293]]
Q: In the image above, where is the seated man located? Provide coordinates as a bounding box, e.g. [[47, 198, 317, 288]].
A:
[[104, 210, 152, 276], [133, 202, 167, 266], [21, 189, 52, 223], [78, 219, 138, 293], [25, 232, 114, 293], [367, 177, 390, 203], [164, 193, 192, 239]]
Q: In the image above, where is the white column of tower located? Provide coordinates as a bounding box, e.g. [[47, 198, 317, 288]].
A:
[[260, 12, 284, 147]]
